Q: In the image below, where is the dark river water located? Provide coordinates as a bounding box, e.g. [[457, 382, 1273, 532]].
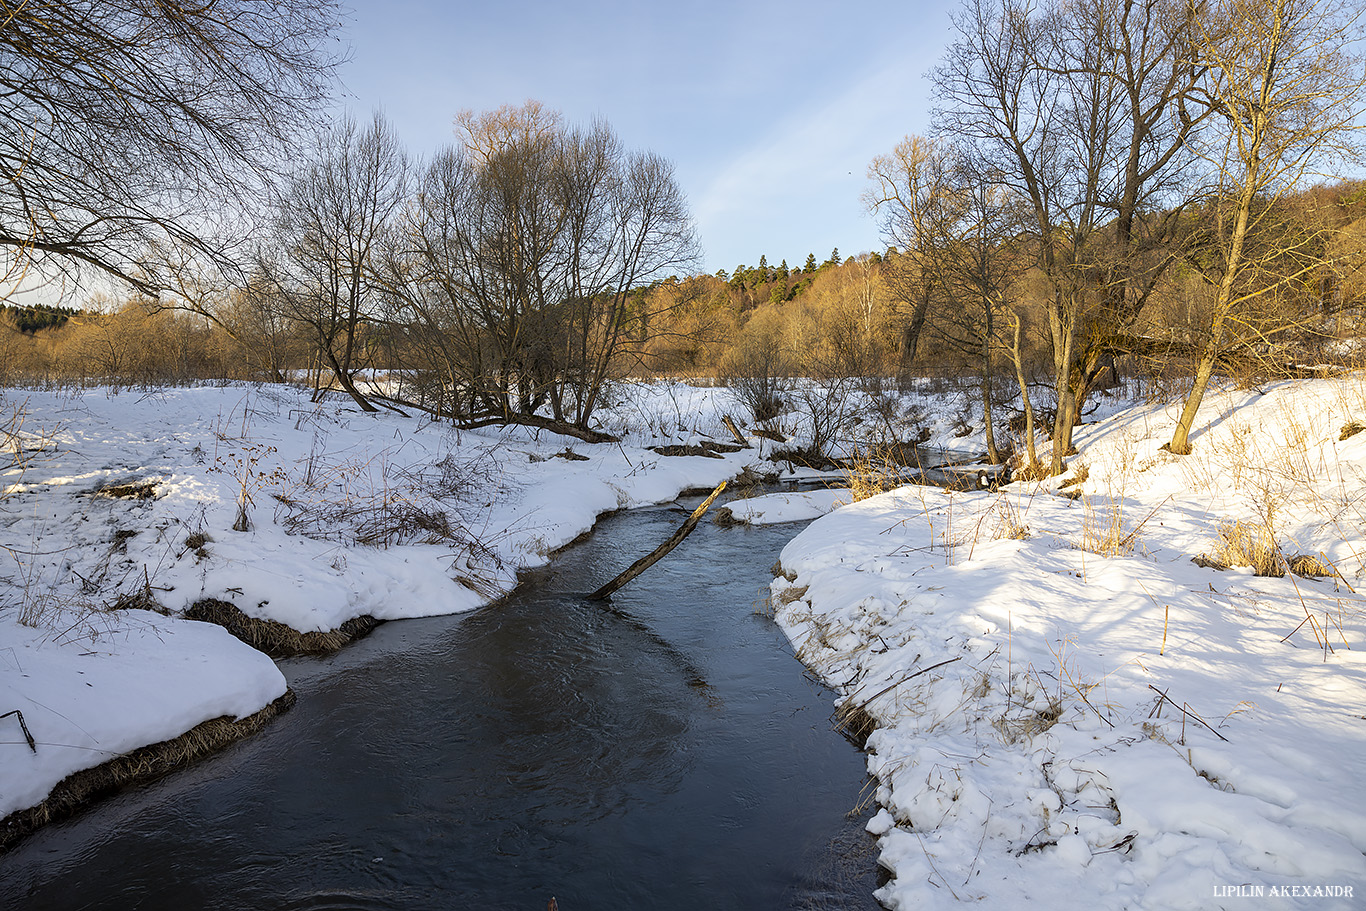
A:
[[0, 495, 883, 910]]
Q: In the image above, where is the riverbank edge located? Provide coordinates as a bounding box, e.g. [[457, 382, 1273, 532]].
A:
[[0, 689, 297, 855], [184, 598, 382, 659], [0, 462, 770, 856]]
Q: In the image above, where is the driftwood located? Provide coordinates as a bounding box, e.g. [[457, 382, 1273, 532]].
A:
[[721, 414, 750, 447], [589, 481, 727, 601]]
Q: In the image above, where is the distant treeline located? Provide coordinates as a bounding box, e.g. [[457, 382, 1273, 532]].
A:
[[2, 304, 79, 334]]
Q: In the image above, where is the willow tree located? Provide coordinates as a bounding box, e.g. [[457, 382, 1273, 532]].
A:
[[377, 103, 698, 438], [1166, 0, 1366, 454]]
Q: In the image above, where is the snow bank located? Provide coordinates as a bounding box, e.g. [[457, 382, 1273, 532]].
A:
[[718, 488, 851, 525], [0, 608, 285, 820], [773, 377, 1366, 908], [0, 380, 789, 827]]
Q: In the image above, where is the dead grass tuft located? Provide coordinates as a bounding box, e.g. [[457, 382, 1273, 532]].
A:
[[1287, 553, 1336, 578], [831, 700, 879, 749], [94, 479, 158, 500], [994, 698, 1063, 743], [711, 506, 746, 527], [991, 498, 1031, 540], [184, 599, 380, 658], [1079, 497, 1134, 557], [1207, 520, 1286, 577], [1057, 461, 1089, 489], [845, 448, 903, 502]]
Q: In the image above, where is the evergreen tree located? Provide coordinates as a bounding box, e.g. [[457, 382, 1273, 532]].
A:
[[804, 252, 818, 273]]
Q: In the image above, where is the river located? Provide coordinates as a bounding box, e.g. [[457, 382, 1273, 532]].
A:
[[0, 494, 883, 910]]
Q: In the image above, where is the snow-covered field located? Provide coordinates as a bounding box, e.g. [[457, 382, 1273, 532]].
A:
[[772, 377, 1366, 908], [3, 374, 1363, 910]]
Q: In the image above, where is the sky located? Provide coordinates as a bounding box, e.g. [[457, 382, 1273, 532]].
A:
[[333, 0, 958, 275]]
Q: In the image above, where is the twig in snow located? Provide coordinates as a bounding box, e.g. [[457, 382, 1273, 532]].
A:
[[1147, 685, 1230, 742], [2, 709, 36, 753]]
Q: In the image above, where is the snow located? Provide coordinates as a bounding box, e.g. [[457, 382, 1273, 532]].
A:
[[772, 377, 1366, 908], [3, 374, 1365, 910], [1, 609, 285, 819], [718, 488, 851, 525], [0, 380, 770, 826]]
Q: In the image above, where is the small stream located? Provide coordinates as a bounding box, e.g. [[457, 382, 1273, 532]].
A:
[[0, 492, 887, 910]]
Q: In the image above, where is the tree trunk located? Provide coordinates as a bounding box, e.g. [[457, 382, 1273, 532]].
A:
[[1009, 311, 1040, 476], [1049, 290, 1078, 475], [980, 316, 1000, 464], [589, 482, 726, 600], [1166, 340, 1219, 455]]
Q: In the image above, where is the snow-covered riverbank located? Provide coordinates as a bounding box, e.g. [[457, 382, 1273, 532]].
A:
[[771, 377, 1366, 909], [0, 381, 771, 836], [8, 374, 1363, 911]]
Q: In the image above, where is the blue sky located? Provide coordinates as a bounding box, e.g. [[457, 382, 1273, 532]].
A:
[[335, 0, 957, 275]]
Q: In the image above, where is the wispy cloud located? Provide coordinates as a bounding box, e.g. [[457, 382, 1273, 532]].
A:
[[691, 54, 934, 267]]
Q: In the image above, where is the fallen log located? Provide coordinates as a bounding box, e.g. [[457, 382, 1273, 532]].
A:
[[588, 481, 727, 601], [721, 414, 750, 447]]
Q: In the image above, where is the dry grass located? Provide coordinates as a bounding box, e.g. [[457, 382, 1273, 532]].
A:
[[711, 506, 746, 527], [831, 699, 879, 748], [1057, 461, 1089, 489], [1207, 519, 1287, 577], [845, 446, 905, 502], [94, 479, 158, 500], [993, 696, 1063, 743], [1286, 553, 1336, 578], [183, 598, 380, 658], [991, 497, 1031, 541], [1079, 497, 1135, 558]]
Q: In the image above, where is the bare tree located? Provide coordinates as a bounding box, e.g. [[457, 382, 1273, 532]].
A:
[[1166, 0, 1366, 453], [0, 0, 345, 297], [932, 0, 1207, 473], [870, 136, 1027, 464], [378, 103, 698, 437], [867, 136, 947, 378], [264, 113, 409, 411]]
